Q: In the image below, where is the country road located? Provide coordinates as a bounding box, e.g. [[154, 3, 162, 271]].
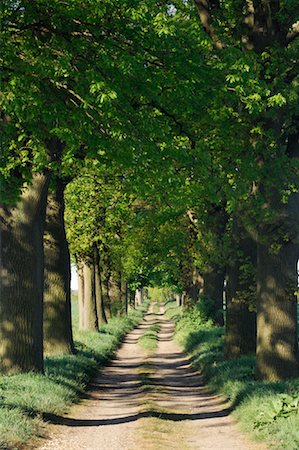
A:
[[37, 306, 267, 450]]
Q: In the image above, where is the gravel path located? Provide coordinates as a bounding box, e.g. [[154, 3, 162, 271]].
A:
[[37, 306, 267, 450]]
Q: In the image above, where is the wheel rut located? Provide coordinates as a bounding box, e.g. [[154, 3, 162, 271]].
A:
[[37, 305, 267, 450]]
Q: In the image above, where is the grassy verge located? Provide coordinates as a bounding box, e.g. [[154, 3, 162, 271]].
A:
[[0, 300, 147, 449], [167, 301, 299, 450]]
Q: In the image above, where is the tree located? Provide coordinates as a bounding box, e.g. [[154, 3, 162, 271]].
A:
[[0, 172, 49, 373], [2, 0, 204, 369], [224, 217, 257, 358], [193, 0, 299, 380], [44, 177, 75, 355]]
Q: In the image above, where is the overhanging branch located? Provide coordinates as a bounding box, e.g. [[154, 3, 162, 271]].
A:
[[193, 0, 224, 49]]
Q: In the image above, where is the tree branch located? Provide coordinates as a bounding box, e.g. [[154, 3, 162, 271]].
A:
[[149, 101, 196, 148], [193, 0, 224, 49]]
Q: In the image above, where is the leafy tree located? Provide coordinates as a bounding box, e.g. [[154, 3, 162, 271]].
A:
[[192, 0, 299, 380]]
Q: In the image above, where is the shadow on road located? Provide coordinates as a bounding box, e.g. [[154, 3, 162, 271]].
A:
[[43, 406, 230, 427]]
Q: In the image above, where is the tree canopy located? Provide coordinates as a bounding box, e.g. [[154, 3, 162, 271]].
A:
[[1, 0, 299, 381]]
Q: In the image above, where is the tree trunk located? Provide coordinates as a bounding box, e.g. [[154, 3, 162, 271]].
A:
[[101, 250, 112, 319], [181, 290, 188, 307], [94, 245, 107, 326], [180, 257, 193, 305], [135, 289, 143, 307], [203, 266, 225, 326], [82, 260, 98, 331], [43, 179, 75, 356], [120, 275, 128, 315], [256, 237, 299, 380], [224, 221, 257, 358], [102, 270, 112, 318], [256, 132, 299, 381], [256, 195, 299, 380], [77, 261, 85, 330], [129, 289, 136, 308], [175, 293, 182, 307], [109, 272, 122, 316], [0, 173, 49, 374]]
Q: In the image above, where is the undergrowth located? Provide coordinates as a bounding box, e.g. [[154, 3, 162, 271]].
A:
[[167, 300, 299, 450], [0, 300, 147, 449]]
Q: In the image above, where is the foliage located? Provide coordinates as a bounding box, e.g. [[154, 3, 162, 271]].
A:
[[148, 287, 174, 303], [254, 394, 299, 430], [176, 298, 214, 330]]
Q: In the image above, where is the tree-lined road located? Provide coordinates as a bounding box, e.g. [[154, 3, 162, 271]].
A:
[[38, 308, 266, 450]]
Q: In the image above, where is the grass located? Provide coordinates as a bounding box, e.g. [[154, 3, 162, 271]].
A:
[[164, 301, 182, 323], [137, 413, 190, 450], [137, 362, 190, 450], [138, 362, 158, 394], [0, 299, 147, 449], [138, 323, 161, 353], [167, 300, 299, 450]]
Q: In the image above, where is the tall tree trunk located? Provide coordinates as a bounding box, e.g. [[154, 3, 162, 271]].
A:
[[184, 267, 204, 302], [82, 260, 98, 331], [129, 289, 136, 308], [120, 275, 128, 315], [203, 266, 225, 326], [77, 261, 85, 330], [103, 271, 112, 318], [176, 293, 182, 307], [109, 272, 122, 316], [180, 257, 193, 306], [189, 268, 204, 300], [256, 132, 299, 380], [0, 173, 49, 374], [135, 289, 143, 307], [44, 179, 75, 355], [256, 232, 299, 380], [256, 206, 299, 379], [224, 220, 257, 358], [181, 286, 188, 308], [94, 245, 107, 325], [144, 288, 149, 300], [101, 250, 112, 319]]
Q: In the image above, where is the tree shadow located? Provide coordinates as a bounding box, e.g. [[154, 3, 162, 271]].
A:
[[43, 407, 231, 427]]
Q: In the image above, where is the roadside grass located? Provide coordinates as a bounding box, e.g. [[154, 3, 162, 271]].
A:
[[164, 301, 182, 323], [138, 323, 161, 353], [0, 299, 147, 449], [167, 301, 299, 450]]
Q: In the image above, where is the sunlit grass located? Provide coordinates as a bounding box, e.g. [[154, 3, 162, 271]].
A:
[[139, 323, 160, 352]]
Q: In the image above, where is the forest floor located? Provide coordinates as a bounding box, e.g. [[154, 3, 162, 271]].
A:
[[36, 305, 267, 450]]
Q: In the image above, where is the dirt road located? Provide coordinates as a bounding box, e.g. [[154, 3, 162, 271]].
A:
[[37, 306, 266, 450]]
